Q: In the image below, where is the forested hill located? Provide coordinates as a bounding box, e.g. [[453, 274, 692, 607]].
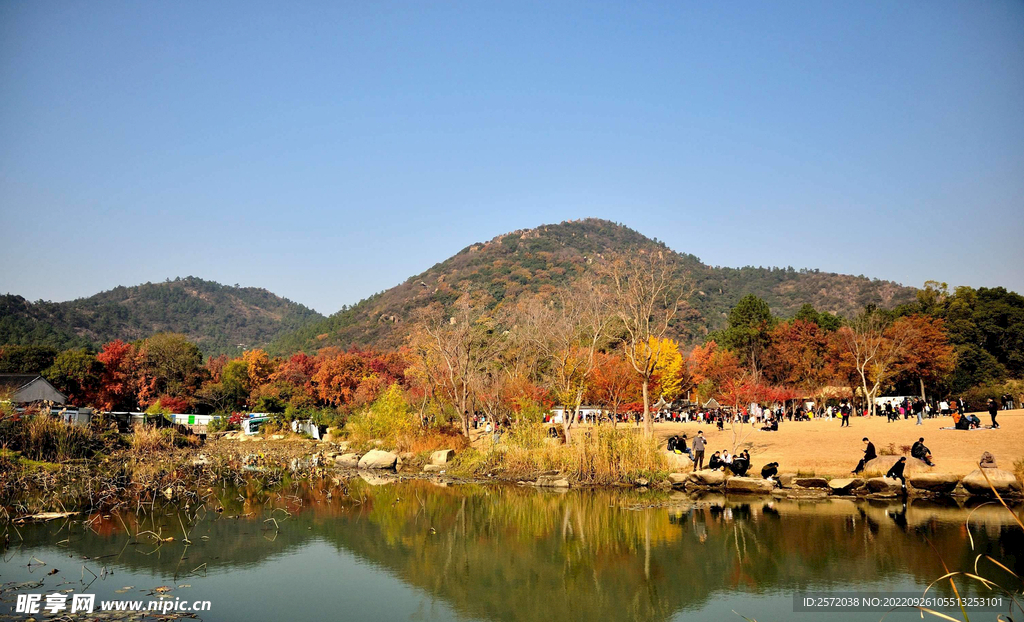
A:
[[271, 219, 916, 353], [0, 277, 322, 356]]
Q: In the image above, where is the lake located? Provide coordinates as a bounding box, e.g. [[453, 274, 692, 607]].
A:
[[2, 477, 1022, 622]]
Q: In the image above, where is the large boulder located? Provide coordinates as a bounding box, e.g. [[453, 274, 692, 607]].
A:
[[828, 478, 865, 495], [908, 472, 959, 494], [865, 477, 903, 495], [667, 472, 689, 488], [430, 449, 455, 466], [863, 456, 931, 475], [335, 453, 360, 468], [535, 475, 570, 488], [776, 473, 798, 488], [423, 464, 443, 473], [793, 477, 829, 489], [690, 470, 726, 487], [961, 469, 1023, 496], [664, 451, 694, 471], [358, 450, 398, 470], [726, 477, 775, 494]]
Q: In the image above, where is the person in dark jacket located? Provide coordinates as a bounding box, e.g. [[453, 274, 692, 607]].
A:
[[760, 462, 779, 480], [911, 438, 934, 465], [886, 456, 907, 488], [729, 451, 751, 476], [988, 398, 1000, 428], [707, 451, 723, 471], [853, 438, 876, 474]]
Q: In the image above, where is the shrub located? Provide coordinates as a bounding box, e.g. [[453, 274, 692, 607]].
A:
[[346, 384, 417, 449]]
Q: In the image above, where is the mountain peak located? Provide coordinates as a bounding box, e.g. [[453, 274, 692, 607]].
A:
[[271, 219, 916, 354]]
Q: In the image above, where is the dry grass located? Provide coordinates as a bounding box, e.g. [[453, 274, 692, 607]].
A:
[[130, 424, 169, 453], [633, 409, 1024, 478], [461, 424, 667, 484], [0, 416, 94, 462]]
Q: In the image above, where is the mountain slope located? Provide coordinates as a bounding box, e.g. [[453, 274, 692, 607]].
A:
[[0, 277, 323, 356], [271, 219, 916, 353]]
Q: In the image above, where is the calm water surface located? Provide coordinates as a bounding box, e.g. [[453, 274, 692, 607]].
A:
[[2, 477, 1022, 622]]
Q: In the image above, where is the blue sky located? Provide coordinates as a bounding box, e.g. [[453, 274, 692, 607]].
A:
[[2, 1, 1022, 314]]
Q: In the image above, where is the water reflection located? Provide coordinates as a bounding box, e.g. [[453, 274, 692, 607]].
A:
[[3, 480, 1022, 622]]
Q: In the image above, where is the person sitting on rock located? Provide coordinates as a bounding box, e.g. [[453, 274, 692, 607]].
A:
[[707, 451, 723, 471], [729, 451, 751, 476], [852, 438, 876, 474], [677, 434, 694, 459], [760, 462, 779, 480], [667, 435, 679, 452], [886, 456, 907, 488], [911, 438, 935, 466]]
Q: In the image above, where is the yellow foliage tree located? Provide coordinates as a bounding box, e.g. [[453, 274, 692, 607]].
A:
[[650, 337, 683, 402], [242, 349, 273, 389]]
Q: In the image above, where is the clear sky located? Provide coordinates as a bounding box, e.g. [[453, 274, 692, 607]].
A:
[[2, 1, 1022, 314]]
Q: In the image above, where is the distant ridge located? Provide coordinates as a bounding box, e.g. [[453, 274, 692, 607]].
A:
[[0, 276, 323, 356], [270, 218, 916, 353]]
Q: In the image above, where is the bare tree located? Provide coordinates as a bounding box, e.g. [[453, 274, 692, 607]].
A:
[[412, 298, 502, 437], [609, 251, 691, 437], [839, 312, 914, 417], [518, 276, 611, 442]]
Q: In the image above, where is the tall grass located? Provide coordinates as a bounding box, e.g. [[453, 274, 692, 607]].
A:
[[456, 423, 668, 485], [0, 416, 94, 462]]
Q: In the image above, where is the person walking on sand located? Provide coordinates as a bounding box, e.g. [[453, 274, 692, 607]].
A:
[[987, 398, 1000, 428], [840, 400, 851, 427], [852, 437, 876, 474], [692, 431, 707, 470]]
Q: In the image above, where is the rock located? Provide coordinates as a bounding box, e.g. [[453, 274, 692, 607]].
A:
[[162, 486, 174, 500], [335, 453, 360, 468], [423, 464, 443, 473], [667, 472, 689, 488], [777, 473, 798, 488], [793, 477, 829, 489], [664, 451, 694, 471], [725, 477, 775, 494], [980, 452, 997, 469], [358, 450, 398, 470], [431, 449, 455, 466], [828, 478, 864, 495], [961, 469, 1023, 496], [863, 456, 931, 475], [536, 475, 570, 488], [336, 441, 350, 452], [399, 452, 415, 461], [690, 470, 726, 487], [866, 477, 902, 495], [908, 472, 959, 494], [191, 455, 210, 466], [635, 477, 650, 487]]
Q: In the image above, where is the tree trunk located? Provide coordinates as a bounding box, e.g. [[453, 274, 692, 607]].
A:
[[919, 377, 926, 401], [642, 379, 652, 437]]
